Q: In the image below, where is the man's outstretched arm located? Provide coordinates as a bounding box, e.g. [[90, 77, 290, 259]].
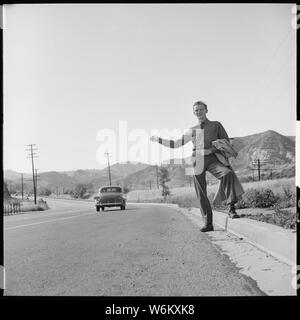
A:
[[150, 129, 192, 148]]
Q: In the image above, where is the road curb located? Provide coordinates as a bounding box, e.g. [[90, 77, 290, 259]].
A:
[[185, 206, 296, 267]]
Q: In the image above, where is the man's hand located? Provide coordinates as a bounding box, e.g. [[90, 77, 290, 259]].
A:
[[150, 136, 159, 142], [195, 149, 213, 156], [203, 149, 212, 155]]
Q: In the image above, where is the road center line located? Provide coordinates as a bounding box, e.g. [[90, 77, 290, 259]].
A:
[[4, 213, 93, 231]]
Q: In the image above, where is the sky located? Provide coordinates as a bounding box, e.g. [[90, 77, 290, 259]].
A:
[[3, 4, 297, 173]]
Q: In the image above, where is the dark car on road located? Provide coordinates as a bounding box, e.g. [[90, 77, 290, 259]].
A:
[[94, 186, 126, 212]]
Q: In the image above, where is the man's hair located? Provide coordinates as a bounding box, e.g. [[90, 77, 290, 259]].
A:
[[193, 100, 208, 111]]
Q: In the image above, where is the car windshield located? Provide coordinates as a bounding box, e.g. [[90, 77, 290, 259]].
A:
[[100, 187, 122, 193]]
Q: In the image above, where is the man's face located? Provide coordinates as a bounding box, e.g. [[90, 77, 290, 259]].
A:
[[193, 104, 207, 121]]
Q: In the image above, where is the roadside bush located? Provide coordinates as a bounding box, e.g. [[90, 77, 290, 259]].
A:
[[244, 207, 296, 230], [72, 184, 90, 199], [236, 188, 279, 209], [272, 207, 296, 229], [81, 192, 91, 199], [275, 187, 296, 209], [19, 199, 49, 212], [38, 187, 52, 196], [123, 186, 130, 194]]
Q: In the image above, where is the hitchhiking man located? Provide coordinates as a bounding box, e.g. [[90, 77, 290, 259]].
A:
[[150, 100, 244, 232]]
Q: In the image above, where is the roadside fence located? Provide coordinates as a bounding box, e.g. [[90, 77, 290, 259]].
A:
[[3, 203, 22, 215]]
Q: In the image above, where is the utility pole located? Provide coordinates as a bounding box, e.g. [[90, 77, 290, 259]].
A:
[[104, 152, 112, 186], [26, 144, 38, 204], [149, 181, 152, 190], [156, 165, 159, 189], [251, 159, 261, 181], [35, 169, 41, 198], [35, 170, 37, 191], [251, 158, 275, 182], [21, 173, 24, 200], [189, 175, 192, 187]]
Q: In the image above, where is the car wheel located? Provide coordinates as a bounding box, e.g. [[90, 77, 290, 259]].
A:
[[121, 205, 125, 210], [96, 206, 100, 212], [101, 207, 105, 211]]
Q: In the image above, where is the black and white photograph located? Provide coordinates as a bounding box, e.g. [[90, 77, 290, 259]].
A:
[[1, 3, 298, 299]]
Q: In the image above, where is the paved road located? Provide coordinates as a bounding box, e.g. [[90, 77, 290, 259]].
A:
[[4, 199, 265, 296]]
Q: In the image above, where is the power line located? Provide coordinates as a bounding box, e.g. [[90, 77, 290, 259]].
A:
[[5, 144, 98, 155], [260, 82, 293, 111], [250, 157, 276, 181], [249, 27, 295, 106], [253, 50, 294, 104], [254, 27, 294, 91]]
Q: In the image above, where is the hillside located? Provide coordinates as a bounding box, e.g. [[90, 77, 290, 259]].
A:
[[4, 162, 151, 193], [230, 130, 295, 179], [3, 182, 11, 200], [4, 170, 31, 181]]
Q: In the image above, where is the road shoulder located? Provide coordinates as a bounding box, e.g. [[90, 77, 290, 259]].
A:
[[131, 203, 296, 296], [178, 206, 297, 296]]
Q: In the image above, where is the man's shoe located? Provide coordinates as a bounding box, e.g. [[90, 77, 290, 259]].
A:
[[200, 225, 214, 232], [229, 203, 237, 214], [228, 203, 240, 218], [229, 212, 240, 219]]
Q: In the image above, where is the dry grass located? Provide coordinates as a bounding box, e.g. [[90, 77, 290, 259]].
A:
[[127, 177, 296, 229], [127, 177, 295, 204], [21, 200, 49, 212], [238, 177, 295, 194]]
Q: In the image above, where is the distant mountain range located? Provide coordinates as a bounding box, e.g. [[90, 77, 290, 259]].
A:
[[4, 130, 295, 192], [4, 162, 150, 192]]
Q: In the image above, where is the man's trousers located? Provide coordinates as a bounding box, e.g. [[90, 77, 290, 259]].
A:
[[193, 154, 238, 227]]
